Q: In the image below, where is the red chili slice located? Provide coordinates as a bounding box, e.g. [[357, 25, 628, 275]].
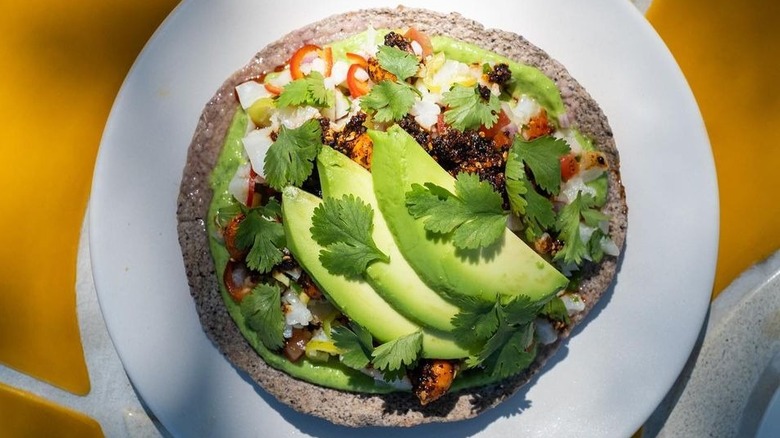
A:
[[404, 27, 433, 57], [289, 44, 333, 79], [347, 63, 370, 98]]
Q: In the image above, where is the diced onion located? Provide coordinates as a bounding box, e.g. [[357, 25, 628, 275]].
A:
[[535, 319, 558, 345], [560, 293, 586, 315], [601, 237, 620, 256], [411, 41, 423, 56], [274, 106, 320, 129], [228, 163, 251, 205], [324, 60, 350, 89], [282, 288, 313, 328], [410, 89, 441, 130], [556, 177, 597, 204], [359, 368, 413, 390], [235, 81, 272, 109], [554, 128, 585, 155], [507, 95, 541, 127], [242, 127, 274, 176]]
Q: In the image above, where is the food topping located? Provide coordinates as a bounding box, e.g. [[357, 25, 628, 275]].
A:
[[213, 27, 617, 403], [411, 359, 457, 405]]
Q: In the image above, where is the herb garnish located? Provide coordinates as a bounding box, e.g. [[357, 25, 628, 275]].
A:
[[235, 199, 285, 273], [263, 118, 322, 191], [331, 322, 423, 381], [442, 83, 500, 131], [451, 295, 539, 378], [331, 321, 374, 370], [360, 80, 419, 122], [376, 45, 420, 81], [276, 71, 333, 108], [554, 192, 610, 265], [240, 283, 286, 350], [405, 172, 508, 249], [310, 194, 389, 278]]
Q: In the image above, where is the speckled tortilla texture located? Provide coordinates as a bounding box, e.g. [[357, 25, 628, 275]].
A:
[[177, 6, 627, 428]]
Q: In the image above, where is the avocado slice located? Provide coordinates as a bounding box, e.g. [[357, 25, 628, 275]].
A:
[[370, 125, 569, 303], [281, 185, 472, 359], [316, 146, 461, 331]]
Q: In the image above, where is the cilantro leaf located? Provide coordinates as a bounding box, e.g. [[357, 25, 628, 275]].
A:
[[360, 80, 418, 122], [501, 295, 542, 326], [442, 84, 500, 132], [505, 151, 556, 241], [240, 283, 285, 350], [582, 207, 610, 228], [452, 294, 539, 377], [451, 300, 499, 346], [504, 153, 528, 215], [263, 119, 322, 190], [481, 324, 536, 379], [376, 45, 419, 81], [511, 136, 570, 195], [587, 228, 606, 263], [331, 322, 374, 370], [371, 331, 423, 373], [554, 191, 601, 266], [541, 296, 570, 324], [235, 209, 285, 273], [310, 194, 389, 277], [276, 71, 333, 108], [405, 173, 508, 249]]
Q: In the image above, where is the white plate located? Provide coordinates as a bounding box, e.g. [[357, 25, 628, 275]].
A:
[[90, 0, 718, 436]]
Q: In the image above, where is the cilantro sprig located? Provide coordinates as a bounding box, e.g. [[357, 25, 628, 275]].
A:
[[310, 194, 389, 278], [405, 172, 508, 249], [505, 151, 556, 241], [451, 295, 540, 378], [554, 192, 609, 266], [240, 283, 286, 350], [504, 136, 570, 241], [331, 321, 374, 370], [331, 322, 423, 381], [235, 200, 285, 273], [371, 331, 423, 380], [276, 71, 333, 108], [360, 80, 419, 122], [376, 45, 420, 81], [510, 136, 570, 195], [442, 84, 500, 132], [263, 118, 322, 190]]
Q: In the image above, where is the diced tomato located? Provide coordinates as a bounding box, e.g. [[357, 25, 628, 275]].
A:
[[479, 110, 511, 138], [346, 63, 370, 98], [524, 110, 554, 140], [560, 153, 580, 182], [404, 27, 433, 57], [289, 44, 333, 79], [493, 132, 511, 149], [284, 328, 313, 362]]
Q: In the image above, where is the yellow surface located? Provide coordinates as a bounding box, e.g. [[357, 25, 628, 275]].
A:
[[0, 0, 776, 433], [0, 382, 103, 438], [0, 0, 176, 428], [647, 0, 780, 296]]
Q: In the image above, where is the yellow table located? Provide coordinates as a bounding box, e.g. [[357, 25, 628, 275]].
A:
[[0, 0, 777, 435]]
